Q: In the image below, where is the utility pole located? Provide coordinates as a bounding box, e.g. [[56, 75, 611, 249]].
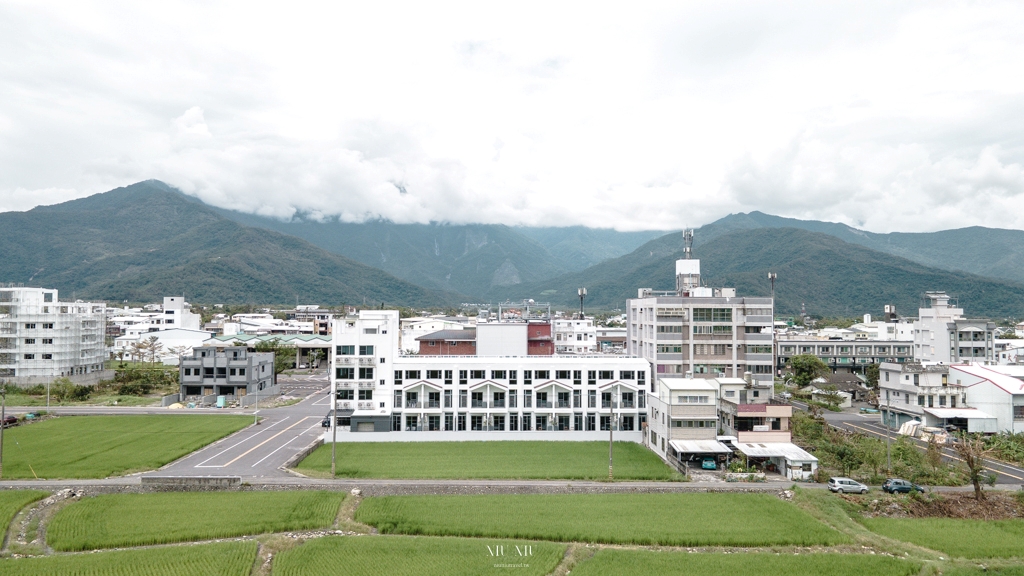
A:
[[608, 386, 614, 480], [331, 379, 337, 479], [254, 382, 259, 426], [885, 393, 892, 473], [768, 272, 777, 382], [0, 381, 6, 479]]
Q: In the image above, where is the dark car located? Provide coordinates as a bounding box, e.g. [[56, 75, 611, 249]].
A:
[[1, 415, 17, 428], [882, 478, 924, 494]]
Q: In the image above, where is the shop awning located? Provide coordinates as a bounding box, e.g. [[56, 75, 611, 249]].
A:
[[668, 440, 733, 454]]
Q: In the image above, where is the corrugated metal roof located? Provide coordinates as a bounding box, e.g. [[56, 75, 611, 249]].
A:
[[953, 364, 1024, 394], [415, 329, 477, 341], [923, 407, 996, 420], [669, 440, 733, 454], [735, 442, 818, 462]]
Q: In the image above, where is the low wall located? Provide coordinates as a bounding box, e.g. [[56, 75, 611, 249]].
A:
[[240, 384, 282, 407], [322, 430, 644, 443], [160, 394, 180, 407], [283, 437, 324, 469], [7, 370, 116, 387], [140, 476, 241, 487]]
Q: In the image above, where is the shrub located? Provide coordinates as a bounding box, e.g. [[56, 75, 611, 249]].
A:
[[117, 382, 153, 396]]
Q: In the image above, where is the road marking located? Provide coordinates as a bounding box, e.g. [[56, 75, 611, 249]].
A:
[[193, 418, 290, 467], [839, 421, 1024, 481], [218, 417, 313, 468], [248, 423, 323, 468]]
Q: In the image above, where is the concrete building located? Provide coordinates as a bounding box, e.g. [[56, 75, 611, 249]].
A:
[[627, 257, 774, 385], [553, 317, 597, 354], [285, 305, 333, 335], [203, 334, 332, 369], [114, 328, 214, 364], [327, 310, 648, 439], [108, 296, 202, 338], [415, 322, 554, 356], [913, 292, 995, 364], [179, 346, 275, 405], [955, 364, 1024, 434], [595, 326, 627, 352], [400, 318, 467, 354], [776, 339, 912, 375], [0, 286, 106, 384]]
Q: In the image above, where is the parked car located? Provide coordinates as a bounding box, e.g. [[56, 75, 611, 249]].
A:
[[882, 478, 924, 494], [828, 477, 868, 494], [321, 412, 333, 428], [701, 457, 717, 470], [779, 392, 792, 401], [1, 415, 17, 428]]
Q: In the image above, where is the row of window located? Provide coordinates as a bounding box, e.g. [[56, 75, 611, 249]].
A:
[[381, 389, 644, 410], [22, 353, 53, 360], [183, 367, 247, 377], [337, 345, 375, 356], [389, 369, 645, 385], [22, 338, 55, 344], [390, 412, 643, 432], [336, 367, 374, 379], [21, 323, 55, 329]]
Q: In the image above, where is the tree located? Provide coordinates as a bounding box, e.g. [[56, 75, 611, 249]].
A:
[[307, 349, 323, 370], [833, 443, 863, 477], [144, 336, 163, 365], [167, 345, 190, 360], [788, 354, 830, 387], [953, 433, 996, 500], [817, 384, 843, 408], [926, 435, 944, 472], [253, 338, 296, 384], [860, 438, 885, 477], [864, 364, 880, 388]]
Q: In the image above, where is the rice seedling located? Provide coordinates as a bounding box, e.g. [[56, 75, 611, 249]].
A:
[[862, 518, 1024, 559], [0, 541, 256, 576], [570, 549, 920, 576], [0, 490, 48, 535]]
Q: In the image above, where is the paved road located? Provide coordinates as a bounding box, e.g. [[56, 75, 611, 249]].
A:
[[792, 400, 1024, 485]]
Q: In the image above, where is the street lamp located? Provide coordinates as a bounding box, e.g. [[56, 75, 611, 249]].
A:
[[578, 287, 587, 319], [608, 385, 615, 480], [768, 272, 777, 380], [0, 380, 7, 479]]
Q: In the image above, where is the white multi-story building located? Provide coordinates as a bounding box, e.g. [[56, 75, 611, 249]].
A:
[[400, 317, 468, 354], [913, 292, 995, 364], [878, 362, 961, 428], [627, 258, 774, 385], [328, 310, 649, 439], [0, 286, 106, 383], [108, 296, 202, 337], [776, 338, 913, 375], [553, 317, 597, 355]]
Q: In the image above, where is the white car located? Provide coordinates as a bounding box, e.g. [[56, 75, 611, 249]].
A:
[[828, 477, 868, 494]]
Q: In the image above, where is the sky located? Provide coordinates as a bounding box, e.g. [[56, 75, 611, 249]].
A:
[[2, 1, 1024, 233]]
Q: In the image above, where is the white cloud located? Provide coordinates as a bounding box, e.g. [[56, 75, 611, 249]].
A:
[[1, 1, 1024, 233]]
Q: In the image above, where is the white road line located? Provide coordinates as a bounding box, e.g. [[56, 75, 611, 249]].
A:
[[194, 417, 290, 467], [246, 422, 319, 467]]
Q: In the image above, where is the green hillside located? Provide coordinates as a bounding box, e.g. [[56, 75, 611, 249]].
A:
[[703, 211, 1024, 284], [498, 227, 1024, 318], [0, 181, 457, 306]]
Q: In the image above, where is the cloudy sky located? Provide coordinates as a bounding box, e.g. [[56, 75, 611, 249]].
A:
[[2, 1, 1023, 232]]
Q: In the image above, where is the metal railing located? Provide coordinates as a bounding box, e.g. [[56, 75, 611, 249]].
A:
[[556, 400, 570, 408], [405, 401, 420, 408], [471, 400, 488, 408], [425, 401, 440, 408], [536, 400, 552, 408], [492, 400, 505, 408]]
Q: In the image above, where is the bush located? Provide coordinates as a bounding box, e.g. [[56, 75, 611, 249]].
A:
[[50, 378, 91, 402], [19, 384, 47, 395], [117, 382, 153, 396]]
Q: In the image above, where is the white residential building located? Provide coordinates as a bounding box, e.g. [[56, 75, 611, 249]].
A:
[[114, 328, 214, 364], [913, 292, 995, 364], [627, 258, 775, 385], [0, 287, 106, 383], [108, 296, 202, 337], [955, 364, 1024, 434], [327, 310, 649, 439], [400, 318, 467, 354], [552, 317, 597, 354]]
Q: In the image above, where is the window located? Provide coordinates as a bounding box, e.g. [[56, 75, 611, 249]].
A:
[[459, 370, 467, 385], [359, 367, 374, 379], [524, 370, 532, 385], [405, 370, 421, 380], [359, 345, 374, 356], [885, 372, 890, 382], [918, 395, 924, 406], [676, 395, 709, 404], [363, 328, 377, 335], [239, 368, 246, 376], [619, 370, 635, 380], [525, 390, 533, 408], [693, 308, 732, 322], [470, 370, 485, 379], [43, 323, 53, 329], [337, 389, 354, 400], [336, 367, 355, 379], [588, 389, 596, 408], [24, 338, 35, 344], [1014, 406, 1024, 421], [509, 370, 517, 384], [656, 325, 683, 333], [337, 345, 354, 355], [427, 370, 442, 379], [216, 367, 226, 378], [184, 368, 191, 376], [509, 390, 517, 408], [459, 390, 467, 408], [230, 368, 237, 376], [598, 370, 613, 380], [556, 370, 571, 380], [588, 370, 596, 385], [491, 370, 506, 379], [42, 338, 53, 344], [657, 344, 683, 353], [24, 323, 36, 329], [445, 370, 453, 385], [358, 389, 373, 400], [444, 390, 452, 408], [747, 345, 771, 354], [535, 370, 550, 379]]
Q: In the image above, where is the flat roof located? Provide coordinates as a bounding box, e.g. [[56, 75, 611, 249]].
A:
[[658, 378, 717, 391], [735, 442, 818, 462], [923, 407, 996, 420], [669, 440, 732, 454]]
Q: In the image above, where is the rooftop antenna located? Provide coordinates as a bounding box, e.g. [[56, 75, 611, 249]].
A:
[[683, 229, 693, 260]]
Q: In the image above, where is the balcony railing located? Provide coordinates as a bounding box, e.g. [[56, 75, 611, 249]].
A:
[[493, 400, 506, 408], [425, 400, 440, 408], [406, 401, 421, 408], [556, 400, 570, 408], [601, 401, 618, 409], [536, 400, 552, 408], [621, 400, 635, 409], [471, 400, 488, 408], [357, 382, 374, 388]]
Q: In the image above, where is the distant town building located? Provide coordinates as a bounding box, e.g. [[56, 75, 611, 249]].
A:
[[552, 317, 597, 354], [913, 292, 995, 364], [179, 346, 275, 404], [0, 286, 106, 383], [415, 322, 554, 356], [285, 305, 333, 335]]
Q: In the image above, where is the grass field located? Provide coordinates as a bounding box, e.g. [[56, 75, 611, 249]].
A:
[[0, 541, 256, 576], [0, 490, 48, 535], [0, 415, 251, 479], [355, 493, 847, 546], [570, 549, 920, 576], [273, 535, 566, 576], [862, 517, 1024, 559], [48, 491, 344, 551], [296, 441, 679, 480]]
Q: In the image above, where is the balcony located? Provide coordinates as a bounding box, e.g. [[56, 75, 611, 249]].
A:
[[556, 400, 570, 408], [471, 400, 489, 408], [405, 401, 421, 409], [621, 400, 635, 409], [425, 400, 440, 408], [536, 400, 552, 408], [601, 401, 617, 409], [492, 400, 506, 408]]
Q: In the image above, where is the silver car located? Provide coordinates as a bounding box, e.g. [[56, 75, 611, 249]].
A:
[[828, 477, 868, 494]]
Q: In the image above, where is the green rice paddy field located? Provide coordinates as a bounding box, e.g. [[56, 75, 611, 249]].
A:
[[569, 549, 922, 576], [297, 441, 679, 480], [355, 493, 848, 546], [862, 517, 1024, 559], [273, 535, 566, 576], [0, 541, 257, 576], [0, 415, 251, 479], [0, 490, 47, 534], [47, 491, 345, 551]]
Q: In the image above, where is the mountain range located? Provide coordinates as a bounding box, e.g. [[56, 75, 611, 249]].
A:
[[2, 180, 1024, 319]]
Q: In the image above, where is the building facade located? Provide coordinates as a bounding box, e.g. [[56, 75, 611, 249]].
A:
[[179, 346, 275, 400], [0, 287, 106, 382], [776, 339, 913, 374], [553, 318, 597, 354], [329, 311, 649, 437], [627, 259, 774, 385], [914, 292, 995, 364]]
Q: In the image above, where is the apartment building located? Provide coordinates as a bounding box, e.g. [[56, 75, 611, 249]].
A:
[[878, 362, 963, 427], [415, 321, 554, 356], [776, 339, 912, 374], [285, 305, 333, 335], [179, 346, 275, 401], [914, 292, 995, 364], [627, 258, 774, 385], [552, 317, 597, 354], [328, 310, 648, 438], [0, 286, 106, 383]]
